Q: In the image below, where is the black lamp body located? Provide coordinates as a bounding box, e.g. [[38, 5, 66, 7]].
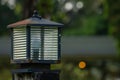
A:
[[8, 11, 63, 80]]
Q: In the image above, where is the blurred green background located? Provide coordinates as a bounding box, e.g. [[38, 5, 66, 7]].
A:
[[0, 0, 120, 80]]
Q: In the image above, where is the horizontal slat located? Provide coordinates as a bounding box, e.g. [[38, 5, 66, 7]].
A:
[[44, 37, 57, 39], [13, 30, 26, 32], [44, 38, 57, 39], [44, 45, 58, 47], [13, 41, 26, 44], [14, 44, 26, 46], [44, 52, 57, 54], [31, 49, 41, 51], [44, 31, 57, 32], [14, 28, 26, 30], [44, 41, 58, 43], [14, 55, 26, 57], [44, 47, 57, 49], [13, 34, 26, 36], [14, 35, 26, 37], [31, 38, 41, 40], [44, 55, 58, 57], [44, 29, 58, 31], [44, 44, 58, 46], [31, 32, 41, 34], [44, 56, 57, 58], [13, 40, 26, 43], [13, 37, 26, 40], [13, 32, 26, 34], [44, 50, 57, 52], [44, 52, 57, 53], [14, 48, 26, 52], [13, 46, 26, 48], [13, 40, 26, 42], [44, 40, 58, 41], [14, 57, 26, 59], [31, 51, 41, 53], [44, 36, 58, 37], [44, 50, 58, 52], [14, 52, 26, 54], [14, 48, 26, 50], [14, 53, 26, 56], [13, 45, 26, 47], [14, 51, 26, 54], [31, 33, 41, 34], [44, 29, 57, 31], [44, 50, 58, 54], [44, 42, 57, 44], [13, 36, 26, 38], [44, 46, 58, 48], [31, 31, 41, 32], [13, 38, 26, 41], [44, 34, 57, 35], [44, 51, 58, 54], [31, 55, 57, 57], [44, 57, 57, 60], [44, 54, 57, 56], [31, 28, 41, 30], [44, 31, 58, 33], [14, 50, 26, 52], [14, 42, 26, 45], [44, 28, 57, 30]]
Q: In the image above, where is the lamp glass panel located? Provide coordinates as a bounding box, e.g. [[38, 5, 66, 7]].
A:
[[44, 27, 58, 60], [30, 27, 41, 60], [30, 27, 58, 61], [13, 27, 27, 60]]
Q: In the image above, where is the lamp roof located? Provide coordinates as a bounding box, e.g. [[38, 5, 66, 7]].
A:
[[7, 10, 63, 28]]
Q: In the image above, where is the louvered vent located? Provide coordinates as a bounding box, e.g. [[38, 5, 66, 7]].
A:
[[44, 27, 58, 60], [31, 27, 41, 60], [30, 27, 58, 60], [15, 73, 34, 80], [13, 27, 27, 60]]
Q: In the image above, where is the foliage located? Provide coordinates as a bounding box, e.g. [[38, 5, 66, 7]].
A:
[[0, 3, 19, 36], [0, 0, 109, 36], [106, 0, 120, 57]]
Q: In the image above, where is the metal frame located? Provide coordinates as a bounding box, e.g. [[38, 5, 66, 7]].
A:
[[26, 26, 31, 60], [12, 69, 60, 73], [12, 72, 15, 80], [41, 27, 44, 60], [11, 59, 60, 64], [58, 27, 61, 62], [27, 24, 63, 27], [11, 28, 13, 60], [12, 69, 60, 80], [11, 26, 62, 64]]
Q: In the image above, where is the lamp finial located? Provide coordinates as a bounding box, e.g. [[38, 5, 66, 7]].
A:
[[32, 10, 41, 19]]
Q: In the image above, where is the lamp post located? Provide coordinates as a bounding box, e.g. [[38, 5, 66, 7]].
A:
[[8, 10, 63, 80]]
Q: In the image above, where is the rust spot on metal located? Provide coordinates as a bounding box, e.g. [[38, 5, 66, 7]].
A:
[[7, 19, 31, 28]]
